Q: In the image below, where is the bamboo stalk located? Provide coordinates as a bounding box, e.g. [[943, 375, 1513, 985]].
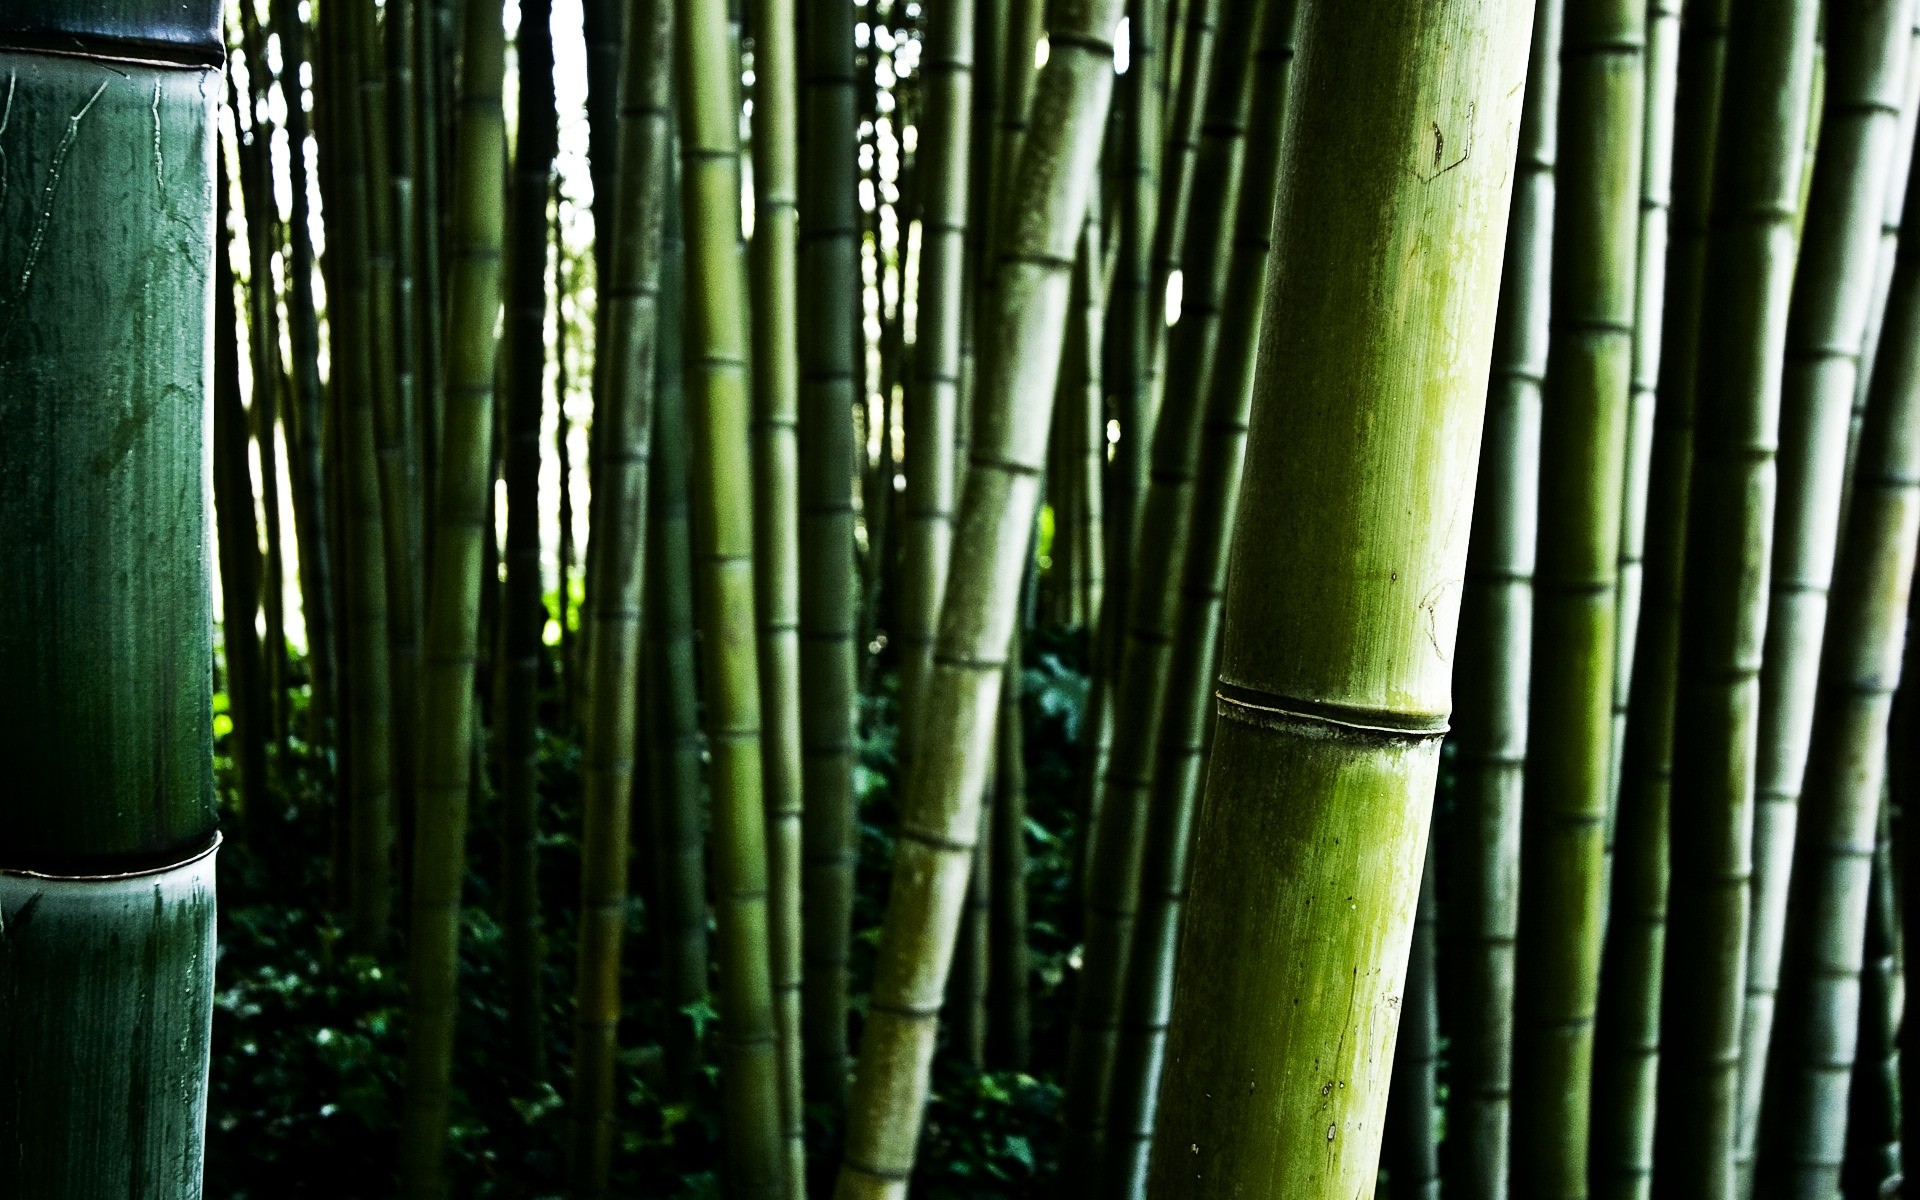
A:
[[988, 651, 1032, 1070], [831, 0, 1124, 1188], [1144, 4, 1531, 1193], [1445, 1, 1559, 1193], [1751, 134, 1920, 1190], [1508, 2, 1647, 1190], [799, 0, 864, 1133], [1838, 800, 1904, 1197], [675, 0, 786, 1186], [1735, 1, 1915, 1185], [746, 0, 806, 1176], [0, 7, 224, 1189], [1589, 3, 1731, 1193], [1099, 10, 1294, 1193], [397, 0, 507, 1190], [1383, 837, 1441, 1200], [1651, 2, 1820, 1190], [570, 0, 672, 1186]]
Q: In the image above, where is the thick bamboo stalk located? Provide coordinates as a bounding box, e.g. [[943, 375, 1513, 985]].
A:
[[501, 0, 558, 1088], [1143, 6, 1530, 1196], [1751, 141, 1920, 1189], [746, 0, 806, 1177], [832, 0, 1124, 1188], [798, 0, 863, 1132], [1651, 2, 1819, 1191], [675, 0, 786, 1187], [1589, 3, 1731, 1194], [1508, 3, 1646, 1192], [898, 0, 972, 727], [645, 163, 712, 1088], [570, 0, 671, 1187], [0, 7, 223, 1189], [1444, 2, 1559, 1195], [1060, 0, 1259, 1169], [1099, 11, 1293, 1194], [1735, 1, 1915, 1184], [397, 0, 507, 1191]]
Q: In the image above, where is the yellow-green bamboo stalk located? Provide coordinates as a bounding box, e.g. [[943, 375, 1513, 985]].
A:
[[1144, 4, 1531, 1194], [1736, 2, 1915, 1186], [676, 0, 786, 1187], [1589, 3, 1730, 1194], [0, 5, 223, 1189], [832, 0, 1125, 1188], [1100, 11, 1294, 1194], [1652, 2, 1819, 1191], [398, 0, 507, 1191], [568, 0, 671, 1189], [1752, 138, 1920, 1191], [747, 0, 805, 1177], [1509, 3, 1646, 1191], [1445, 1, 1559, 1193]]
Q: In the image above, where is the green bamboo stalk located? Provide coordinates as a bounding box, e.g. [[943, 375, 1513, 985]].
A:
[[0, 6, 223, 1190], [676, 0, 786, 1187], [397, 0, 507, 1191], [949, 786, 995, 1068], [1100, 11, 1292, 1193], [645, 156, 712, 1088], [1651, 1, 1820, 1191], [898, 0, 972, 730], [501, 0, 558, 1088], [1838, 799, 1903, 1197], [1751, 143, 1920, 1189], [799, 0, 862, 1130], [1508, 3, 1646, 1192], [570, 0, 671, 1184], [1384, 837, 1440, 1200], [1849, 11, 1920, 498], [215, 163, 272, 823], [275, 0, 340, 753], [832, 0, 1124, 1188], [1589, 3, 1731, 1193], [1060, 0, 1258, 1170], [386, 0, 427, 703], [1444, 2, 1559, 1194], [988, 653, 1032, 1070], [1143, 4, 1531, 1193], [1145, 0, 1217, 361], [353, 0, 424, 846], [747, 0, 806, 1177], [413, 0, 447, 509], [1735, 1, 1915, 1184], [584, 0, 623, 281], [1608, 0, 1681, 824]]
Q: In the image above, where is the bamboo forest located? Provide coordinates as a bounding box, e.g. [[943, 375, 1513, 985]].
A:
[[12, 0, 1920, 1196]]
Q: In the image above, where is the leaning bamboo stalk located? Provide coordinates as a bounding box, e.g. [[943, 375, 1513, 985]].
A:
[[832, 0, 1124, 1188], [0, 6, 223, 1190], [1509, 2, 1646, 1192], [397, 0, 507, 1191], [1145, 0, 1218, 362], [1652, 2, 1820, 1190], [1752, 141, 1920, 1190], [1144, 1, 1532, 1192], [1735, 1, 1915, 1184], [745, 0, 806, 1176], [570, 0, 672, 1186], [1445, 1, 1559, 1194], [1384, 837, 1441, 1200], [1099, 10, 1293, 1192], [1837, 800, 1903, 1197], [1060, 0, 1258, 1171], [1588, 2, 1730, 1193], [675, 0, 786, 1187], [988, 651, 1032, 1070]]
